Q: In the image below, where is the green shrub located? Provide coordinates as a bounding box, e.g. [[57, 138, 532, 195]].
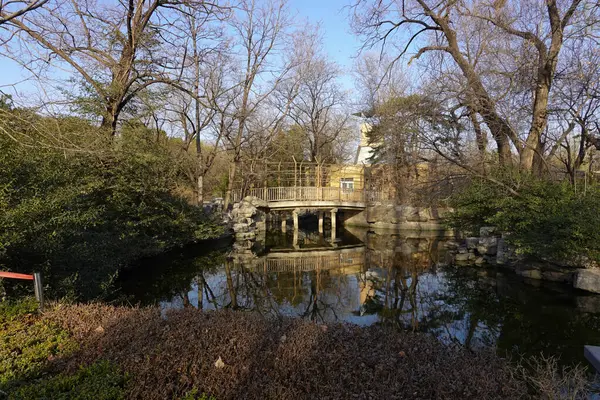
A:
[[0, 297, 39, 323], [0, 298, 77, 391], [0, 115, 224, 300], [8, 360, 126, 400], [447, 173, 600, 265]]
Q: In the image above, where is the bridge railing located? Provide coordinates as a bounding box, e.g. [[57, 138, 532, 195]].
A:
[[232, 186, 373, 204], [242, 250, 365, 273]]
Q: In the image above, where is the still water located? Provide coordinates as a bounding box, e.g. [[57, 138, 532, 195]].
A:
[[117, 226, 600, 367]]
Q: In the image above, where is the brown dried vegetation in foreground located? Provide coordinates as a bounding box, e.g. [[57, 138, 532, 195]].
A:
[[39, 303, 531, 400]]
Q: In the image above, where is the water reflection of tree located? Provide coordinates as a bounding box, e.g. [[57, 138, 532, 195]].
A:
[[298, 269, 349, 323], [359, 237, 600, 366], [361, 237, 514, 350], [428, 268, 600, 366], [220, 260, 305, 317], [219, 258, 361, 324], [363, 237, 442, 332]]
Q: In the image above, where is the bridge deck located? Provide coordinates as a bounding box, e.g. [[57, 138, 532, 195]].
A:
[[232, 187, 388, 210]]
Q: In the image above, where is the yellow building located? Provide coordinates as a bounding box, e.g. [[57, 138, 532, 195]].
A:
[[328, 164, 366, 190]]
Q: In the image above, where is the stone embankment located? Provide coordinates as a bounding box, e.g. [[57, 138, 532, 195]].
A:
[[448, 227, 600, 294], [345, 203, 453, 231], [229, 196, 267, 242]]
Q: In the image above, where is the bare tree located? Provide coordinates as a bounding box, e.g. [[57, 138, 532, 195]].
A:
[[4, 0, 224, 135], [161, 7, 234, 204], [285, 30, 352, 164], [222, 0, 298, 209], [353, 52, 408, 114], [351, 0, 598, 172], [0, 0, 47, 27], [549, 38, 600, 181]]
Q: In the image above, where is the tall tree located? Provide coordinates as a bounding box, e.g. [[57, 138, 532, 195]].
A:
[[4, 0, 223, 135], [286, 31, 352, 164], [351, 0, 597, 172], [163, 7, 233, 204], [550, 38, 600, 181], [222, 0, 297, 209]]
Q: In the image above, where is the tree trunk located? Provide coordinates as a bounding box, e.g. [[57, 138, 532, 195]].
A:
[[224, 260, 237, 309], [520, 84, 551, 172], [223, 158, 239, 210], [518, 1, 566, 172], [193, 19, 204, 207], [484, 112, 513, 167], [101, 104, 119, 136], [468, 107, 487, 155], [441, 24, 515, 167], [533, 139, 546, 176], [197, 175, 204, 206]]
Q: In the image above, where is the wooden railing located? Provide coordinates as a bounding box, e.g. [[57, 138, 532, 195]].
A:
[[232, 186, 378, 204], [251, 250, 365, 273]]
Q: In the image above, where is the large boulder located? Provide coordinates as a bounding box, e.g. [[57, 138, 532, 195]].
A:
[[575, 269, 600, 294], [476, 237, 498, 256], [232, 197, 268, 220], [465, 237, 479, 250], [244, 195, 268, 208], [542, 270, 573, 284], [403, 206, 430, 222], [235, 231, 257, 240], [233, 223, 250, 233], [230, 196, 268, 243], [366, 204, 396, 224], [454, 253, 471, 262], [232, 203, 256, 219], [479, 226, 497, 237], [516, 267, 542, 280]]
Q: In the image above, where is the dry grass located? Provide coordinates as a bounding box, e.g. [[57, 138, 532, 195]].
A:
[[40, 303, 531, 400], [512, 354, 593, 400]]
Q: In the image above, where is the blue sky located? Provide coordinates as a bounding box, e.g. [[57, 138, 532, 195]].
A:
[[289, 0, 362, 85], [0, 55, 34, 97], [0, 1, 363, 100]]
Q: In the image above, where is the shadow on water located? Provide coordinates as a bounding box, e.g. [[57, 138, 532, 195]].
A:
[[114, 226, 600, 367]]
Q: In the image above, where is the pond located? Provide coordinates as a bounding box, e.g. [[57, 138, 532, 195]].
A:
[[116, 226, 600, 368]]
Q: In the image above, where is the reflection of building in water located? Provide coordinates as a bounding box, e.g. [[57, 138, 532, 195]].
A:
[[240, 247, 365, 273], [159, 229, 452, 326]]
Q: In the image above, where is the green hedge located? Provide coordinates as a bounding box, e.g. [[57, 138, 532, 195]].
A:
[[447, 173, 600, 265]]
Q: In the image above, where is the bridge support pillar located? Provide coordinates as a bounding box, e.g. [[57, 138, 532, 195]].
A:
[[330, 208, 338, 242], [281, 218, 287, 232], [318, 211, 324, 233], [330, 208, 338, 231], [292, 209, 299, 231]]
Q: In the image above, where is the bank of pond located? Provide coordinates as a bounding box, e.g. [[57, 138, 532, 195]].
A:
[[112, 227, 600, 369], [1, 226, 600, 399]]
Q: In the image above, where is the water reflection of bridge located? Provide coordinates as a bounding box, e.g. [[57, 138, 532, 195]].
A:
[[234, 245, 365, 273]]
